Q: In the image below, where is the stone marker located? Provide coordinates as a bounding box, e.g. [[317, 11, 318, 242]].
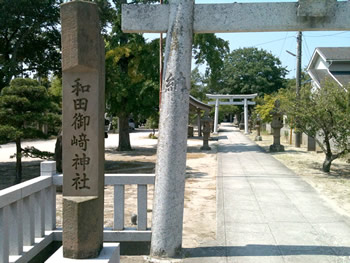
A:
[[255, 115, 262, 141], [61, 1, 105, 258], [269, 100, 284, 152], [201, 114, 212, 150]]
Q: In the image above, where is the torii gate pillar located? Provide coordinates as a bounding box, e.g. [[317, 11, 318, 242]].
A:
[[213, 99, 219, 134], [244, 98, 249, 135]]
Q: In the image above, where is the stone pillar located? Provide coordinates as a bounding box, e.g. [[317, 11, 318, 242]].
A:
[[197, 109, 202, 136], [213, 98, 219, 134], [269, 100, 284, 152], [233, 113, 239, 127], [151, 0, 194, 258], [244, 98, 249, 134], [61, 1, 105, 259], [255, 115, 262, 141], [201, 114, 212, 150], [239, 112, 245, 130], [307, 135, 316, 151]]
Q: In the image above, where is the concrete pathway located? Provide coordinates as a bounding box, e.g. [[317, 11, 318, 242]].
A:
[[185, 123, 350, 263]]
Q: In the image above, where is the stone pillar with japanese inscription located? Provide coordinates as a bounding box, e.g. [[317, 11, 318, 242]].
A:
[[61, 1, 105, 259], [151, 0, 194, 257]]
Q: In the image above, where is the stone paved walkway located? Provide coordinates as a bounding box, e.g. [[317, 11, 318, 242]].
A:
[[184, 123, 350, 263]]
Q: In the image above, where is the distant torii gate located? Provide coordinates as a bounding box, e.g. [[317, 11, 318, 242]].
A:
[[207, 94, 257, 135]]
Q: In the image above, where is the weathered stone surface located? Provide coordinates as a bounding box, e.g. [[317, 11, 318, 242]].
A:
[[63, 197, 103, 259], [298, 0, 336, 17], [61, 1, 105, 259], [122, 2, 350, 33], [150, 0, 194, 258]]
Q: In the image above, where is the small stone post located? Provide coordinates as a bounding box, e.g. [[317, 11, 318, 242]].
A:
[[307, 135, 316, 151], [233, 113, 239, 127], [269, 100, 285, 152], [255, 115, 262, 141], [239, 112, 245, 130], [61, 1, 105, 259], [201, 114, 212, 150], [151, 0, 194, 258]]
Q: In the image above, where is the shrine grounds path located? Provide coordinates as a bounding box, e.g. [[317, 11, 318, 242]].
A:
[[184, 123, 350, 263]]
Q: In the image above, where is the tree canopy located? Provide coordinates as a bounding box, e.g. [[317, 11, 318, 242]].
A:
[[0, 78, 60, 183], [281, 79, 350, 172], [0, 0, 62, 90], [218, 47, 287, 96]]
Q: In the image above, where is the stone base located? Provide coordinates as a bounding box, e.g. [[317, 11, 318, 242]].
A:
[[239, 124, 244, 130], [63, 196, 104, 258], [46, 243, 120, 263], [269, 144, 285, 152], [255, 136, 262, 141], [200, 145, 211, 150]]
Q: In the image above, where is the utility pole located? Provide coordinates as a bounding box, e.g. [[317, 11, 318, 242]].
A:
[[159, 0, 163, 109], [295, 31, 302, 148]]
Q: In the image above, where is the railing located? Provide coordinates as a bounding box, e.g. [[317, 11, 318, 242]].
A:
[[0, 161, 155, 263]]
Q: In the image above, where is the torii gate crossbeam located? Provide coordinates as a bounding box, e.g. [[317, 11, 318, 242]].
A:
[[122, 1, 350, 33]]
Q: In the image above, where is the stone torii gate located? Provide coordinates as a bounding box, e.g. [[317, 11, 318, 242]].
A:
[[122, 0, 350, 258], [207, 94, 257, 135]]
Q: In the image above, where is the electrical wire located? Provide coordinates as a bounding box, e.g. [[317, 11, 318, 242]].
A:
[[303, 32, 349, 38]]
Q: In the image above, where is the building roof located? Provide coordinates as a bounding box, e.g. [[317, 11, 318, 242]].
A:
[[317, 47, 350, 62], [307, 47, 350, 88], [189, 95, 211, 112]]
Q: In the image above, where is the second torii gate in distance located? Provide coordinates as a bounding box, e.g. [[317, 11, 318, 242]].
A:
[[207, 94, 257, 135]]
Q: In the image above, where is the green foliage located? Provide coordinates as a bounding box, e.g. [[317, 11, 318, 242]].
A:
[[218, 105, 239, 122], [282, 79, 350, 172], [193, 34, 229, 92], [190, 68, 208, 101], [218, 48, 287, 96], [0, 78, 58, 141], [0, 0, 62, 90], [145, 113, 159, 130], [254, 92, 288, 123], [13, 146, 54, 160], [0, 78, 61, 183]]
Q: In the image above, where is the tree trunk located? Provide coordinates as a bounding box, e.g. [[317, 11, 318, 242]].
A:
[[322, 155, 332, 173], [55, 130, 63, 173], [118, 114, 131, 151], [14, 138, 22, 184], [322, 132, 333, 173]]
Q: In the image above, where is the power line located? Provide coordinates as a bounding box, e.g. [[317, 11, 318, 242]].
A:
[[303, 31, 349, 38], [253, 36, 294, 47]]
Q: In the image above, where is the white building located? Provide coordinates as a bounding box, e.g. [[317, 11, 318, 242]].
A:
[[307, 47, 350, 89]]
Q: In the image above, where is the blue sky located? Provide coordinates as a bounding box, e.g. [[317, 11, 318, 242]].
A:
[[145, 0, 350, 79]]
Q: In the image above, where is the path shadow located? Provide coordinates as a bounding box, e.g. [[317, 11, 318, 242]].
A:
[[183, 245, 350, 258], [105, 160, 155, 174], [105, 147, 157, 157], [218, 143, 263, 153]]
